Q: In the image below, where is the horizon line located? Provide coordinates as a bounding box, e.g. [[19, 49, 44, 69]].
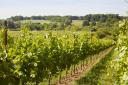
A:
[[0, 13, 128, 19]]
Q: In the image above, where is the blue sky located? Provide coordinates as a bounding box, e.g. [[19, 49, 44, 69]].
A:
[[0, 0, 128, 19]]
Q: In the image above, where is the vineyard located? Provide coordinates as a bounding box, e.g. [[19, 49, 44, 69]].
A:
[[0, 19, 128, 85], [0, 25, 114, 85]]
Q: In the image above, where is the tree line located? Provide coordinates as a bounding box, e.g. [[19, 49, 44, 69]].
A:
[[0, 14, 127, 30], [8, 14, 124, 21]]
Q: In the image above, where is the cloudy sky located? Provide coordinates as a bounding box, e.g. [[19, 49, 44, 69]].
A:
[[0, 0, 128, 19]]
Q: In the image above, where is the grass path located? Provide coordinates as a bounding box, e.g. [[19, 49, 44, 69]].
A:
[[73, 46, 115, 85], [53, 47, 113, 85]]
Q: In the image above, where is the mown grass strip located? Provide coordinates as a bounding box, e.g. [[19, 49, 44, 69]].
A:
[[74, 47, 115, 85]]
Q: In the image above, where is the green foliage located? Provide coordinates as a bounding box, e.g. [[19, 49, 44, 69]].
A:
[[0, 29, 113, 85], [111, 19, 128, 84]]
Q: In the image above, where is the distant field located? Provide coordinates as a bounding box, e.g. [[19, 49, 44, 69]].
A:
[[72, 20, 83, 27], [20, 20, 51, 24], [19, 20, 83, 26]]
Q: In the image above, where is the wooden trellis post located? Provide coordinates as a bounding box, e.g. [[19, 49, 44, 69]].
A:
[[3, 29, 7, 49], [48, 72, 51, 85], [3, 20, 8, 53]]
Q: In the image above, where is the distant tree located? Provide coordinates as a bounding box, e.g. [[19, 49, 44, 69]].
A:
[[0, 20, 4, 28], [31, 16, 45, 20], [64, 17, 72, 26], [58, 22, 65, 30], [0, 20, 16, 29], [21, 22, 44, 30], [8, 14, 124, 21], [83, 14, 91, 21], [30, 23, 44, 30], [43, 23, 49, 30], [49, 23, 58, 30], [50, 16, 62, 22], [82, 20, 90, 26], [6, 20, 15, 28], [99, 15, 107, 22], [15, 21, 21, 28], [10, 16, 24, 21], [71, 16, 80, 20]]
